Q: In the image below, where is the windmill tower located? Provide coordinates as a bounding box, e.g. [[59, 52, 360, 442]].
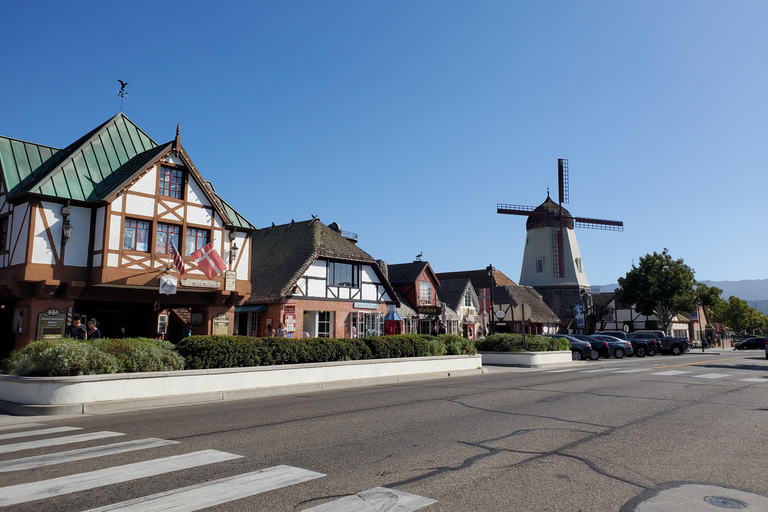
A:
[[497, 159, 623, 326]]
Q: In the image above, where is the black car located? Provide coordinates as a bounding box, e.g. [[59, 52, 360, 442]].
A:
[[734, 337, 764, 350], [571, 334, 610, 359], [543, 334, 595, 361]]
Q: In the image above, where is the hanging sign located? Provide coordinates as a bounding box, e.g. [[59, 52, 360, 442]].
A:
[[159, 275, 177, 295], [224, 271, 237, 291]]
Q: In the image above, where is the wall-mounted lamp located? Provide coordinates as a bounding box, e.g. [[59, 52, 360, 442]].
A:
[[61, 203, 73, 246], [229, 241, 239, 264]]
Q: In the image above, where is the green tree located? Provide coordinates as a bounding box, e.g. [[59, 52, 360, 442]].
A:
[[720, 296, 767, 337], [616, 249, 696, 333]]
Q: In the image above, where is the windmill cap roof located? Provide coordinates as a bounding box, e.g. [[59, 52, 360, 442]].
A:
[[527, 196, 574, 230]]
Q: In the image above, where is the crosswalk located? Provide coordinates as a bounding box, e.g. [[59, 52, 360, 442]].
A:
[[0, 423, 437, 511], [545, 365, 768, 383]]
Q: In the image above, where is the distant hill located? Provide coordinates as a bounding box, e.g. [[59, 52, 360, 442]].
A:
[[592, 279, 768, 314]]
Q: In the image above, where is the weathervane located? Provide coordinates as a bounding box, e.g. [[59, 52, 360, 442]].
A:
[[117, 80, 129, 111]]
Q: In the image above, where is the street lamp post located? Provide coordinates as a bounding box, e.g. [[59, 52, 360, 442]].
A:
[[486, 264, 495, 335]]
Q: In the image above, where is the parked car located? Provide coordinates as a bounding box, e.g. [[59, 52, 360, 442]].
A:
[[632, 330, 690, 355], [543, 334, 594, 361], [734, 337, 765, 350], [599, 331, 656, 358], [571, 334, 610, 359], [590, 334, 633, 358], [626, 333, 662, 356], [765, 333, 768, 360]]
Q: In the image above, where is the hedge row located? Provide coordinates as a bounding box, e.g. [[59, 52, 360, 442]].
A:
[[176, 333, 477, 370], [0, 338, 185, 376], [475, 333, 570, 352]]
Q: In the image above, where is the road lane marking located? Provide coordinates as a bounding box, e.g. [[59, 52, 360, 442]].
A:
[[0, 423, 45, 432], [612, 368, 652, 373], [652, 356, 746, 370], [652, 370, 693, 376], [0, 431, 126, 454], [83, 465, 325, 511], [0, 426, 81, 441], [694, 373, 731, 379], [0, 449, 243, 507], [0, 438, 179, 473], [303, 487, 436, 511], [740, 378, 768, 383], [547, 369, 579, 373], [581, 367, 631, 373]]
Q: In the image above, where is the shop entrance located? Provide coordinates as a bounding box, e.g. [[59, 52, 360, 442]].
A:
[[75, 301, 155, 339]]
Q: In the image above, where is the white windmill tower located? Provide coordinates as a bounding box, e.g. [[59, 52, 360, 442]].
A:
[[497, 159, 623, 325]]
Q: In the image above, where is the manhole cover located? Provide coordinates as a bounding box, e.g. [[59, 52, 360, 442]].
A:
[[704, 496, 747, 509]]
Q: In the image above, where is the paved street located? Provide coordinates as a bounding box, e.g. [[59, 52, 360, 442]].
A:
[[1, 350, 768, 511]]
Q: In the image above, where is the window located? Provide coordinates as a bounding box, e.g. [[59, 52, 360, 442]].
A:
[[464, 293, 473, 308], [575, 258, 583, 273], [0, 217, 7, 251], [123, 219, 150, 252], [419, 281, 432, 304], [156, 223, 180, 254], [318, 311, 332, 337], [535, 258, 544, 273], [328, 262, 359, 287], [186, 227, 209, 255], [159, 166, 183, 199]]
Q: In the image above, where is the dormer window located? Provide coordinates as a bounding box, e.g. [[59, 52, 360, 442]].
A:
[[160, 165, 183, 199], [419, 281, 432, 304]]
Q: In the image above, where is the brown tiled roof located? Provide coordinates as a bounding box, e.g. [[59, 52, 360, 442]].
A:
[[435, 269, 516, 288]]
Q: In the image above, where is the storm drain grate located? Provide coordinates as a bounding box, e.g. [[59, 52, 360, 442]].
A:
[[704, 496, 747, 509]]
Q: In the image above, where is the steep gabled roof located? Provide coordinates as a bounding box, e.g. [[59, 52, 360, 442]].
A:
[[437, 278, 475, 311], [247, 219, 397, 304], [388, 261, 441, 287], [0, 113, 159, 202], [435, 269, 516, 288]]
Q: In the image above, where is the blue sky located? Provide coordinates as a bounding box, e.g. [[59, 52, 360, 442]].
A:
[[2, 1, 766, 286]]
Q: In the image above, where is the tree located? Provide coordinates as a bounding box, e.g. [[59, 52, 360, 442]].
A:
[[616, 249, 696, 333]]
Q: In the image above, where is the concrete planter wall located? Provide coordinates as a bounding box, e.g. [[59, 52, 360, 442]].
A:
[[480, 350, 575, 367], [0, 355, 484, 416]]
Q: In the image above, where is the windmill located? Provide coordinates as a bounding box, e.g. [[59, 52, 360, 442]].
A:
[[497, 159, 622, 280]]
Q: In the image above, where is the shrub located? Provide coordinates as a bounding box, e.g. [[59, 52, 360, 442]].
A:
[[92, 338, 185, 372], [475, 334, 567, 352], [1, 339, 121, 376]]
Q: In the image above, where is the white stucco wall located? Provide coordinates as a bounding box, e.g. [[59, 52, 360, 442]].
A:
[[519, 227, 590, 287]]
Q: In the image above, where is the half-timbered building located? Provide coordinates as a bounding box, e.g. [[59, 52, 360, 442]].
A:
[[0, 113, 254, 352]]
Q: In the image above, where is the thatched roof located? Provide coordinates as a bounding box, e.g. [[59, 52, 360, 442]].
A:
[[246, 219, 397, 304], [494, 284, 560, 323]]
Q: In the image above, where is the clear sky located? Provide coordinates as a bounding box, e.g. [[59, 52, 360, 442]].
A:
[[2, 1, 766, 286]]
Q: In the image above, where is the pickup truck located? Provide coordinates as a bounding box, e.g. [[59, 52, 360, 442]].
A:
[[631, 330, 690, 356], [598, 331, 658, 357]]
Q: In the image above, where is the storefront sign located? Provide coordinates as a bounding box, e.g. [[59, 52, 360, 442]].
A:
[[180, 278, 220, 289], [224, 271, 236, 291], [353, 302, 378, 310], [284, 306, 296, 332], [212, 314, 230, 335], [37, 311, 67, 340], [416, 306, 441, 315]]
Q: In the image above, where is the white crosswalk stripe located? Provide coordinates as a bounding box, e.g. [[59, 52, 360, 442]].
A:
[[83, 465, 325, 512], [0, 425, 81, 441], [741, 378, 768, 383], [694, 373, 731, 379], [0, 438, 178, 473], [303, 486, 436, 511], [0, 431, 125, 454], [652, 370, 693, 376], [612, 368, 652, 373], [0, 449, 242, 507], [0, 423, 46, 432]]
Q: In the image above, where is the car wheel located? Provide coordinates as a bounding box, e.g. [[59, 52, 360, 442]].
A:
[[614, 348, 624, 359], [572, 350, 582, 360], [671, 345, 682, 356], [635, 346, 646, 357], [590, 350, 599, 360]]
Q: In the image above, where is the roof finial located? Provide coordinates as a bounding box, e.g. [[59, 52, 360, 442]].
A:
[[117, 80, 129, 111], [173, 123, 181, 150], [547, 186, 550, 198]]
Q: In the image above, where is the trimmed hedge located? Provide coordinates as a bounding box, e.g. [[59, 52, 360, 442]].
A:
[[176, 333, 476, 370], [475, 334, 569, 352], [0, 337, 184, 376]]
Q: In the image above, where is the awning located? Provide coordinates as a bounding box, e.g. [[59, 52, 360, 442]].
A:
[[235, 305, 268, 313], [384, 310, 403, 321]]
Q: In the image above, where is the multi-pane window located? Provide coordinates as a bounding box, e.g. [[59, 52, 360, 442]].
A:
[[0, 217, 7, 251], [186, 227, 209, 255], [318, 311, 332, 338], [464, 293, 473, 308], [328, 262, 359, 287], [156, 223, 180, 254], [419, 281, 432, 304], [123, 219, 150, 252], [159, 166, 183, 199], [535, 258, 544, 273]]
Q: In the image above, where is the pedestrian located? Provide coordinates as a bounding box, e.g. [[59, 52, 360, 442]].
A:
[[701, 337, 707, 352], [87, 318, 101, 339], [67, 315, 87, 340], [277, 322, 288, 338], [266, 323, 274, 337]]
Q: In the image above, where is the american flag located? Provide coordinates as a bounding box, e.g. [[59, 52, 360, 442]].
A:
[[170, 241, 185, 276]]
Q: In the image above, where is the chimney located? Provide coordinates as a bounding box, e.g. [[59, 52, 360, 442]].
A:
[[377, 260, 389, 280]]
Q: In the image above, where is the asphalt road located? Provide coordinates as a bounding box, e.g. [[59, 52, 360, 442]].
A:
[[2, 350, 768, 511]]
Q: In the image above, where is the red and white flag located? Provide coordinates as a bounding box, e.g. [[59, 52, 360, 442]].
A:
[[190, 242, 227, 279], [169, 242, 185, 276]]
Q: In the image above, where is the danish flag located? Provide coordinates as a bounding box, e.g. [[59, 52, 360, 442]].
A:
[[169, 242, 185, 276], [190, 242, 227, 279]]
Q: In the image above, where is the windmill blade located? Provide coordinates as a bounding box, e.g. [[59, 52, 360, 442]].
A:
[[573, 216, 624, 231], [497, 204, 538, 216], [558, 158, 569, 205]]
